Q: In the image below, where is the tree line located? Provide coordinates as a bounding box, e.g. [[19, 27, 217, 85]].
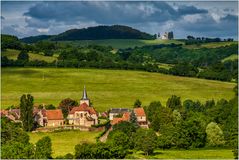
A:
[[1, 34, 238, 82]]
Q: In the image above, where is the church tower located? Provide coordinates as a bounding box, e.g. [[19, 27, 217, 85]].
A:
[[80, 85, 90, 106]]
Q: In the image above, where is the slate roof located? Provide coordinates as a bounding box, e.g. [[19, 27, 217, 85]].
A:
[[109, 108, 130, 114]]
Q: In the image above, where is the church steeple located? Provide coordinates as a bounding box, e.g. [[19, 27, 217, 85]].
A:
[[80, 85, 90, 106], [81, 85, 88, 100]]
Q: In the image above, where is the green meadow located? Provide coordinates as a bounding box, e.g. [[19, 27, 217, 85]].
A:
[[60, 39, 184, 49], [2, 49, 57, 62], [28, 130, 101, 157], [1, 68, 235, 112], [28, 130, 233, 158], [131, 149, 234, 159], [222, 54, 238, 62]]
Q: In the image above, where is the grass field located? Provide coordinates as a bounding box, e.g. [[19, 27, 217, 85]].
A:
[[184, 41, 238, 49], [28, 130, 101, 157], [60, 39, 184, 49], [131, 149, 234, 159], [2, 49, 57, 62], [1, 68, 235, 111], [28, 130, 233, 158], [222, 54, 238, 62]]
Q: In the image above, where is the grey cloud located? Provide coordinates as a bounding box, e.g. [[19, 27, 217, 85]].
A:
[[23, 1, 209, 26], [179, 14, 238, 37], [1, 16, 5, 20], [177, 5, 208, 15]]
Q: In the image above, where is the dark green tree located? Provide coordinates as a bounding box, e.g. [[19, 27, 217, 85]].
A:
[[1, 117, 34, 159], [58, 98, 78, 119], [108, 130, 130, 149], [145, 101, 162, 122], [130, 110, 139, 128], [17, 51, 29, 62], [20, 94, 34, 131], [133, 129, 157, 156], [166, 95, 182, 111], [35, 136, 52, 159], [134, 99, 142, 108], [1, 142, 35, 159], [112, 121, 137, 136]]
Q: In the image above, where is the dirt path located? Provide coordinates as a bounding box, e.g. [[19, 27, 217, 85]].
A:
[[99, 128, 111, 142]]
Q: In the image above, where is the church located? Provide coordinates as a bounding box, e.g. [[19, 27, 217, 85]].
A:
[[67, 86, 98, 127]]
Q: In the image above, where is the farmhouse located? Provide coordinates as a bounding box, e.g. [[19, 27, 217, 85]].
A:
[[111, 112, 131, 125], [67, 86, 98, 127], [109, 107, 148, 127], [109, 108, 130, 120], [34, 108, 64, 127], [134, 108, 148, 128]]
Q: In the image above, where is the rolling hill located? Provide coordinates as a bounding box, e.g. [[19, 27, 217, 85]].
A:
[[21, 25, 155, 43]]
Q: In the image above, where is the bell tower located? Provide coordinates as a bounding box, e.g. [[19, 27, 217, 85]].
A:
[[80, 85, 90, 106]]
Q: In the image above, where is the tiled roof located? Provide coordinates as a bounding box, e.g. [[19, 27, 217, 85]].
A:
[[46, 109, 64, 120], [122, 112, 131, 121], [111, 112, 131, 125], [69, 103, 97, 115], [134, 108, 146, 117], [111, 118, 124, 125]]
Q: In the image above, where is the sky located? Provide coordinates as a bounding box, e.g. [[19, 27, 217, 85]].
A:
[[1, 1, 238, 39]]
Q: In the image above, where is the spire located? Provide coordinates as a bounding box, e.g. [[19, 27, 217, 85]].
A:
[[81, 85, 88, 100]]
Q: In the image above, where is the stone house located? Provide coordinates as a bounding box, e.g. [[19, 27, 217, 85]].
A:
[[109, 108, 130, 120], [133, 108, 148, 128], [110, 111, 131, 125]]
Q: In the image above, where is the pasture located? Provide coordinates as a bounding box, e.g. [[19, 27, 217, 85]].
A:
[[222, 54, 238, 62], [2, 49, 57, 62], [28, 130, 101, 157], [131, 149, 234, 159], [60, 39, 183, 49], [1, 68, 235, 112]]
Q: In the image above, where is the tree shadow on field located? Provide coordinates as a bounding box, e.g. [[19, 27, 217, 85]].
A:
[[4, 69, 40, 75]]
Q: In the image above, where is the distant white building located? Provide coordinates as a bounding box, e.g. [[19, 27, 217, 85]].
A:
[[161, 31, 174, 40]]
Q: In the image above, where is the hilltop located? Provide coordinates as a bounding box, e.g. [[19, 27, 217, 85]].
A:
[[21, 25, 155, 43]]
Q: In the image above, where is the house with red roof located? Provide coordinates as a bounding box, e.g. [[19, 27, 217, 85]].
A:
[[110, 111, 131, 125], [34, 108, 64, 127], [134, 108, 148, 128], [67, 86, 98, 127], [45, 109, 64, 127]]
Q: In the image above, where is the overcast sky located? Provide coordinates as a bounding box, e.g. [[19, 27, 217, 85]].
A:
[[1, 1, 238, 39]]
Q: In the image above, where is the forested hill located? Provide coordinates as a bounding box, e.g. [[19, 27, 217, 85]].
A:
[[21, 25, 155, 43]]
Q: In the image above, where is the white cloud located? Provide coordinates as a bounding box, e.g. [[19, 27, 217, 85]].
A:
[[183, 14, 202, 23], [37, 28, 49, 33]]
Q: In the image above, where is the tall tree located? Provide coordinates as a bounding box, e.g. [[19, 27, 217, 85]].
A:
[[58, 98, 78, 119], [35, 136, 52, 159], [20, 94, 34, 131], [166, 95, 182, 111], [130, 110, 139, 128], [133, 129, 157, 156]]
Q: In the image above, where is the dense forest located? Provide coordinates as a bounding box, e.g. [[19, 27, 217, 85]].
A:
[[21, 25, 155, 43], [2, 33, 238, 82]]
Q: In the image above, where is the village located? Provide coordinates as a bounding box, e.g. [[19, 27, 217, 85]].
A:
[[0, 86, 148, 133]]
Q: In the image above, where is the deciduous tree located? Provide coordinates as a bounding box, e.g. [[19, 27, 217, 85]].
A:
[[20, 94, 34, 131]]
